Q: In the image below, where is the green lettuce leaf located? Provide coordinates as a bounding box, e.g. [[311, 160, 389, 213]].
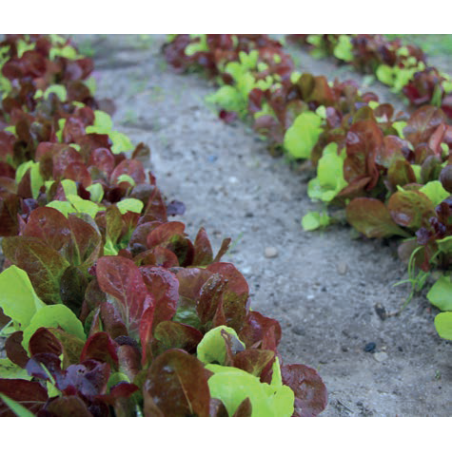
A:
[[419, 181, 450, 206], [116, 198, 144, 215], [333, 35, 353, 62], [283, 111, 323, 159], [0, 266, 46, 329], [22, 304, 86, 350], [301, 211, 330, 231], [206, 357, 294, 417], [434, 312, 452, 340], [197, 326, 245, 365], [307, 143, 347, 202], [427, 276, 452, 311], [0, 358, 31, 380]]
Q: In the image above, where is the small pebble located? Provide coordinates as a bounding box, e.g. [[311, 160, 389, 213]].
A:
[[264, 247, 278, 258], [364, 342, 376, 353], [207, 155, 218, 163], [241, 267, 252, 276], [307, 294, 315, 301], [229, 176, 239, 184], [373, 352, 388, 363], [292, 326, 304, 336], [375, 303, 387, 321], [336, 262, 348, 275]]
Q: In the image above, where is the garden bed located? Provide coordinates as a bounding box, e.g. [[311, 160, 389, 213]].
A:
[[65, 34, 452, 416]]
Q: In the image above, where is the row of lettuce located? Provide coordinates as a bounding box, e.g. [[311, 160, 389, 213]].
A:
[[164, 34, 452, 341], [287, 34, 452, 117], [0, 34, 327, 417]]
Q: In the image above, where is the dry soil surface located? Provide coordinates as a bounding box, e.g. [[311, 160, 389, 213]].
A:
[[8, 34, 452, 417]]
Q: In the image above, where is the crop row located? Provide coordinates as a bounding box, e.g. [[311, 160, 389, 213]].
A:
[[287, 34, 452, 117], [0, 34, 327, 417], [164, 34, 452, 340]]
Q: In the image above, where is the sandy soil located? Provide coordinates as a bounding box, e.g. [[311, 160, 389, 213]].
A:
[[4, 34, 451, 416]]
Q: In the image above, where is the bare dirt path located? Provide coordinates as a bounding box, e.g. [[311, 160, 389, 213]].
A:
[[71, 35, 452, 416]]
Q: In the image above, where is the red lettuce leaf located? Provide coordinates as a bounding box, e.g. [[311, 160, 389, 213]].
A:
[[0, 379, 48, 416], [2, 236, 70, 304], [403, 106, 446, 148], [133, 246, 179, 268], [80, 332, 119, 368], [152, 321, 203, 356], [5, 331, 29, 368], [146, 221, 194, 267], [139, 266, 180, 329], [0, 193, 20, 236], [239, 311, 282, 352], [344, 119, 383, 191], [281, 363, 328, 417], [110, 159, 146, 185], [233, 349, 275, 377], [143, 349, 211, 417], [206, 263, 250, 332], [23, 207, 72, 253], [96, 256, 154, 336], [388, 190, 435, 229], [29, 327, 63, 357], [346, 198, 410, 238], [193, 227, 214, 266], [42, 395, 93, 417]]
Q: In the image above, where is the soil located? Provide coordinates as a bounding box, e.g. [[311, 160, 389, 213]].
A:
[[3, 34, 452, 416]]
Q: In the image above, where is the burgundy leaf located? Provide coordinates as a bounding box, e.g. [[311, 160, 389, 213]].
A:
[[5, 331, 29, 368], [281, 364, 328, 417], [29, 327, 63, 357], [239, 311, 282, 351], [110, 159, 146, 185], [346, 198, 410, 238], [144, 349, 211, 417], [43, 395, 92, 417], [193, 227, 214, 266], [140, 266, 180, 328], [388, 190, 435, 229], [403, 106, 446, 147], [152, 321, 203, 356], [23, 207, 72, 253], [80, 332, 119, 368], [233, 349, 275, 377], [0, 379, 48, 416], [2, 236, 69, 304], [96, 256, 153, 335]]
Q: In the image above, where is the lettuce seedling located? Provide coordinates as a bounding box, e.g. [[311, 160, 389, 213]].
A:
[[307, 143, 347, 202], [301, 211, 330, 231], [333, 35, 354, 62], [85, 110, 134, 154], [206, 357, 295, 417], [283, 111, 323, 159]]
